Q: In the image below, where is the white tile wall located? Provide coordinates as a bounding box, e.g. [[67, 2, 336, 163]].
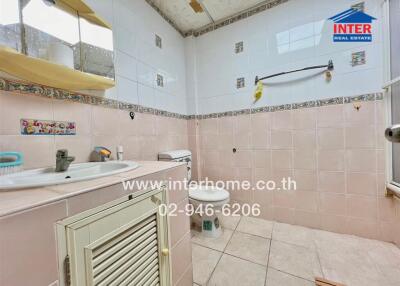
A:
[[184, 37, 198, 115], [188, 0, 384, 115], [86, 0, 188, 114], [86, 0, 384, 116]]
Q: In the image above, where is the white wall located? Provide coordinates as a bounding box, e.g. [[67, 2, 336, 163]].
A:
[[185, 36, 198, 115], [189, 0, 384, 115], [87, 0, 384, 116], [87, 0, 188, 114]]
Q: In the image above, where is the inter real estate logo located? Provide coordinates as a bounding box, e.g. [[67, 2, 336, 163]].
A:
[[329, 8, 376, 42]]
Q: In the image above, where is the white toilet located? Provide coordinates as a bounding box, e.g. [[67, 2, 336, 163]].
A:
[[158, 150, 230, 238]]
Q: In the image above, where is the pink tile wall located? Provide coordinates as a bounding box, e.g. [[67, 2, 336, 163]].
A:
[[187, 119, 200, 181], [0, 91, 188, 169], [1, 90, 398, 246], [165, 165, 192, 286], [170, 232, 192, 286], [193, 100, 400, 244]]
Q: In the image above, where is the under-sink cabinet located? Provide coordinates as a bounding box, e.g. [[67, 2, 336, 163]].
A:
[[56, 187, 171, 286]]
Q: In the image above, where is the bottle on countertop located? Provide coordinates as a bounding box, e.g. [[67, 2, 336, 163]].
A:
[[117, 145, 124, 161]]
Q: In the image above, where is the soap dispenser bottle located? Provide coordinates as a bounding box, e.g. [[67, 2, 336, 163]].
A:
[[117, 145, 124, 161]]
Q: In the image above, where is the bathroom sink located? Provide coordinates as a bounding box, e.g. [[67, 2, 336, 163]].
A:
[[0, 161, 140, 190]]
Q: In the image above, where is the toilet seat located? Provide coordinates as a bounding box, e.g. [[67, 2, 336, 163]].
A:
[[189, 185, 230, 202]]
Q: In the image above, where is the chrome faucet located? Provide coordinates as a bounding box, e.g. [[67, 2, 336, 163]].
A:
[[55, 149, 75, 172]]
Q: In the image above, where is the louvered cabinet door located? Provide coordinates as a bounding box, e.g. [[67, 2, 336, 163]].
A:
[[65, 189, 170, 286]]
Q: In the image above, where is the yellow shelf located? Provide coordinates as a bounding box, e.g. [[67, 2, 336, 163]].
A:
[[58, 0, 112, 29], [0, 46, 115, 91]]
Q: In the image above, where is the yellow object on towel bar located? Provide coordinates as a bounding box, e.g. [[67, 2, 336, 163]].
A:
[[254, 81, 264, 102]]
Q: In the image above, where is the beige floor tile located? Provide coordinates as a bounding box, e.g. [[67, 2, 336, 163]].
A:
[[191, 244, 222, 286], [365, 240, 400, 285], [190, 217, 400, 286], [191, 228, 233, 252], [323, 268, 387, 286], [269, 240, 322, 281], [208, 254, 266, 286], [376, 265, 400, 285], [313, 229, 364, 254], [219, 214, 241, 230], [366, 239, 400, 267], [265, 268, 313, 286], [236, 216, 274, 238], [272, 222, 315, 249], [225, 232, 270, 265], [314, 230, 398, 286], [344, 276, 392, 286], [319, 249, 391, 286]]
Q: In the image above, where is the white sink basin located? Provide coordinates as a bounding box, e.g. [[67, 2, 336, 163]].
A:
[[0, 161, 140, 190]]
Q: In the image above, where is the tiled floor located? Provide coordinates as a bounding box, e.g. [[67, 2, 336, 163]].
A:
[[191, 216, 400, 286]]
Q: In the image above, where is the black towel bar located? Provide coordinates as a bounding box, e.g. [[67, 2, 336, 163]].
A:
[[255, 60, 334, 85]]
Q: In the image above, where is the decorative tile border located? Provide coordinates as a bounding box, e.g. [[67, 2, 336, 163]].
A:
[[194, 93, 383, 119], [316, 97, 344, 106], [0, 77, 384, 121], [157, 74, 164, 87], [352, 51, 366, 67], [0, 77, 187, 120], [351, 2, 365, 12], [236, 77, 245, 89], [155, 34, 162, 49], [344, 93, 376, 103], [145, 0, 186, 37], [20, 119, 76, 135], [191, 0, 288, 37], [145, 0, 288, 38], [235, 42, 244, 54]]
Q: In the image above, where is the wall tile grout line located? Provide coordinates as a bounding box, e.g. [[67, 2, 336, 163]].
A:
[[264, 220, 275, 286], [313, 232, 325, 281], [374, 100, 381, 239], [174, 263, 193, 286], [315, 105, 321, 230], [343, 100, 349, 232], [267, 267, 317, 283]]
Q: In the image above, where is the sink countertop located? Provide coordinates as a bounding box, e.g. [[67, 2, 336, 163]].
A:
[[0, 161, 185, 217]]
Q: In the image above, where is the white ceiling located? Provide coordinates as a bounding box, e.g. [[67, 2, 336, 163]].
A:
[[149, 0, 268, 33]]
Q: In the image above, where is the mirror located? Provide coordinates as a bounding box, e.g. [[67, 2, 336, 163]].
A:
[[0, 0, 21, 51], [0, 0, 115, 81]]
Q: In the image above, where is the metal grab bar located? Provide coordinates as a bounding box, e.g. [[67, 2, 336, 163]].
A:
[[383, 76, 400, 90], [255, 60, 334, 84], [386, 182, 400, 200]]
